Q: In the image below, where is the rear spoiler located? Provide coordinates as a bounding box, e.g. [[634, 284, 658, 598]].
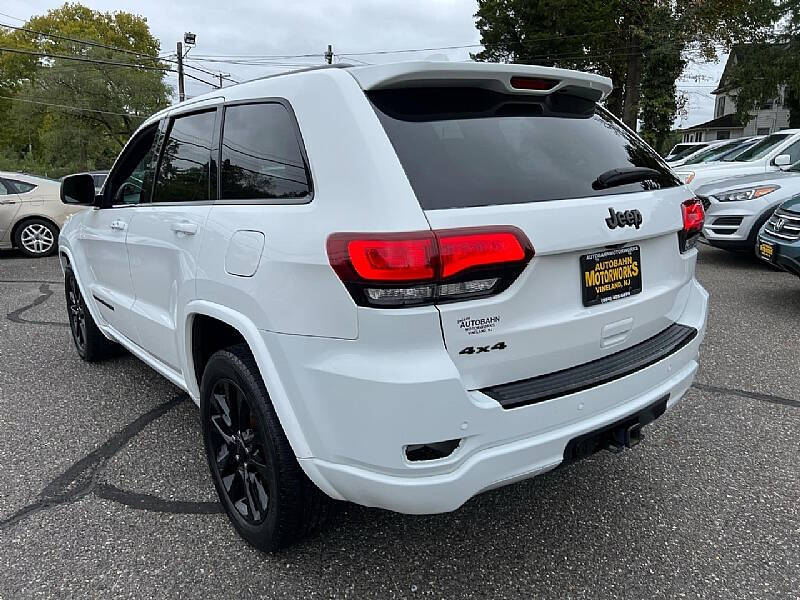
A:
[[348, 61, 613, 102]]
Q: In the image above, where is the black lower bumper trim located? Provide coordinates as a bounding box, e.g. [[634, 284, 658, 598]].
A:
[[481, 323, 697, 410]]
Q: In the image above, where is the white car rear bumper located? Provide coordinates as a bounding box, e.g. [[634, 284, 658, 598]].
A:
[[266, 280, 708, 514]]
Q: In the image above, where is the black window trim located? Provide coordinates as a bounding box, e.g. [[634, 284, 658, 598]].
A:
[[215, 97, 314, 206]]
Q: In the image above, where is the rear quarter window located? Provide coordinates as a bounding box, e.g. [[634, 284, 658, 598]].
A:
[[369, 87, 680, 210], [8, 180, 36, 193], [220, 102, 310, 202]]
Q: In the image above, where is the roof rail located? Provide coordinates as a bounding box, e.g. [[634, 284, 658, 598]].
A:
[[242, 63, 355, 86]]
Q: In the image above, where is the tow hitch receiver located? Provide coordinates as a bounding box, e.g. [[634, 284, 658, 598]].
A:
[[563, 395, 668, 463], [609, 422, 642, 453]]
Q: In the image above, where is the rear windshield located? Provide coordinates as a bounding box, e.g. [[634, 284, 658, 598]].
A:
[[730, 133, 790, 162], [369, 87, 679, 210]]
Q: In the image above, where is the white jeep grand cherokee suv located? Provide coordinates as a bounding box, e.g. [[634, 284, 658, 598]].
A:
[[58, 61, 708, 551]]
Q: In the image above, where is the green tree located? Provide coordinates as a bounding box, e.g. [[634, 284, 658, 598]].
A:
[[473, 0, 780, 141], [0, 3, 170, 177], [727, 2, 800, 127]]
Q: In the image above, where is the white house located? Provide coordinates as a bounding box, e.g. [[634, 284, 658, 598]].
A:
[[681, 45, 790, 142]]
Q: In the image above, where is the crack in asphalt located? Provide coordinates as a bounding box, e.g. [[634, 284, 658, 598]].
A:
[[5, 282, 69, 327], [0, 279, 61, 285], [692, 382, 800, 409], [0, 393, 220, 532], [1, 277, 796, 533], [94, 483, 222, 515]]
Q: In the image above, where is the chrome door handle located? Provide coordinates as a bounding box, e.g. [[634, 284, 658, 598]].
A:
[[109, 220, 127, 231], [171, 221, 198, 235], [0, 198, 16, 205]]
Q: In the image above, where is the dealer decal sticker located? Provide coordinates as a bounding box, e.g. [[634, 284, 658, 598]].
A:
[[457, 315, 500, 336], [584, 254, 639, 294]]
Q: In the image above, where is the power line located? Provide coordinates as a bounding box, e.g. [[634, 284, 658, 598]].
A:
[[339, 43, 482, 56], [186, 52, 324, 60], [183, 70, 221, 87], [0, 94, 146, 118], [0, 11, 25, 23], [0, 21, 162, 61], [0, 45, 224, 92], [184, 42, 483, 63], [0, 20, 238, 84], [181, 58, 239, 82], [0, 46, 171, 71]]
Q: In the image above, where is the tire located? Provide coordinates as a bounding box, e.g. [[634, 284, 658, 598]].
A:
[[64, 266, 121, 361], [14, 218, 59, 258], [200, 343, 332, 552]]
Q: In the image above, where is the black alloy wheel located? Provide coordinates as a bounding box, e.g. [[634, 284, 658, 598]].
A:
[[207, 378, 273, 525], [66, 271, 88, 354], [200, 344, 333, 551], [63, 266, 122, 362]]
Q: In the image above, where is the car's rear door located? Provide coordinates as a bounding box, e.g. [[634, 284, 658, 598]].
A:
[[369, 84, 697, 391], [0, 179, 21, 245], [126, 104, 219, 373]]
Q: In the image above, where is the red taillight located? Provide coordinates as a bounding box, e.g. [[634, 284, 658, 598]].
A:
[[682, 198, 705, 233], [437, 229, 527, 278], [347, 236, 435, 281], [327, 227, 533, 307], [510, 76, 559, 91], [680, 198, 705, 252]]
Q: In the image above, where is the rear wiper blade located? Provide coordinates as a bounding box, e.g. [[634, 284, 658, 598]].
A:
[[592, 167, 662, 190]]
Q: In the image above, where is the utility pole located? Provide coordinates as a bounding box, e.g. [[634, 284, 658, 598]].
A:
[[218, 72, 230, 89], [176, 41, 185, 102], [325, 44, 333, 64]]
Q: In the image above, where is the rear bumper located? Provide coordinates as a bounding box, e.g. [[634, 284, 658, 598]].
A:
[[267, 279, 708, 514]]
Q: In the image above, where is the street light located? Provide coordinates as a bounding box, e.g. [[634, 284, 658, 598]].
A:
[[177, 32, 197, 102]]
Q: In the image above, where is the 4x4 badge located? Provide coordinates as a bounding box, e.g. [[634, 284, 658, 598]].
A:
[[606, 207, 643, 230]]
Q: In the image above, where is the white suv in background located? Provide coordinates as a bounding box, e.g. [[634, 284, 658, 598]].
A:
[[58, 61, 708, 551], [676, 130, 800, 188]]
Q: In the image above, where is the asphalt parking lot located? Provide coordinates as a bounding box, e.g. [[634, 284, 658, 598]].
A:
[[0, 245, 798, 599]]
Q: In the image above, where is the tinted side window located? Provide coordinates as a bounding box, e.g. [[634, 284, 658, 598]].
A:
[[107, 125, 160, 206], [220, 103, 310, 200], [0, 180, 8, 195], [782, 140, 800, 163], [733, 133, 790, 162], [153, 110, 216, 203], [9, 180, 36, 193], [369, 87, 679, 210]]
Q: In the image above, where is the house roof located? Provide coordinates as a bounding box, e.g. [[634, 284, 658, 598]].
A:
[[681, 113, 743, 132]]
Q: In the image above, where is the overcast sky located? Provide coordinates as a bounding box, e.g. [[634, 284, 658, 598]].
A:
[[3, 0, 722, 128]]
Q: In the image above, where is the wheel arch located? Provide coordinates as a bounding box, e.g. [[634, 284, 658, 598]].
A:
[[58, 246, 103, 329], [183, 301, 315, 461]]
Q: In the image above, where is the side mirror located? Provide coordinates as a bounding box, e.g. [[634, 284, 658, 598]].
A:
[[60, 174, 96, 205], [773, 154, 791, 167]]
